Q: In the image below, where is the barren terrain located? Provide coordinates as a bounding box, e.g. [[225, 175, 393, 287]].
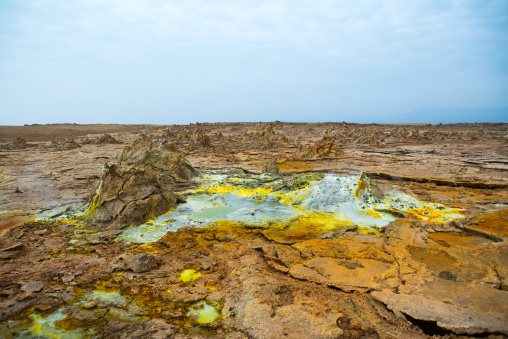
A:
[[0, 122, 507, 338]]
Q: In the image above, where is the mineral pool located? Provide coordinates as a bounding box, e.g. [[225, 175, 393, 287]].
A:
[[117, 171, 465, 244]]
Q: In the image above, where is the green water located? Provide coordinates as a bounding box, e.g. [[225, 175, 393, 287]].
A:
[[118, 192, 297, 244]]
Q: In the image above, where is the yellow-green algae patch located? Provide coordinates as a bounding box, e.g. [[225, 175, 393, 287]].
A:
[[186, 300, 221, 324], [179, 269, 203, 282]]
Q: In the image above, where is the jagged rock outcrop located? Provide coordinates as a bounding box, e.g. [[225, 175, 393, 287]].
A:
[[1, 137, 29, 150], [83, 137, 197, 228], [117, 136, 197, 185], [83, 164, 178, 228], [304, 138, 345, 158], [82, 134, 122, 145], [262, 158, 280, 176], [12, 137, 28, 149], [54, 139, 80, 151]]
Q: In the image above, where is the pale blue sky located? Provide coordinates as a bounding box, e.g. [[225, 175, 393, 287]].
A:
[[0, 0, 507, 125]]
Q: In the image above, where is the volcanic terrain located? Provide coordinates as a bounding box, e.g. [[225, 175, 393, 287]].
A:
[[0, 122, 507, 338]]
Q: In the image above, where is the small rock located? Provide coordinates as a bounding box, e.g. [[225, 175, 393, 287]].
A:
[[16, 292, 35, 301], [62, 275, 75, 283], [15, 187, 24, 194], [127, 253, 159, 273], [147, 318, 175, 338], [21, 281, 44, 293], [106, 320, 130, 331], [73, 308, 99, 321], [87, 233, 102, 244], [318, 232, 335, 239], [0, 251, 21, 259], [34, 229, 48, 235], [62, 291, 76, 303], [1, 243, 23, 252], [34, 297, 60, 311], [82, 300, 98, 309], [199, 257, 216, 270], [123, 272, 136, 281]]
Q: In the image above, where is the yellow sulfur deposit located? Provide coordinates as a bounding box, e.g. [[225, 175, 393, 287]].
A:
[[186, 300, 221, 324], [179, 269, 203, 282]]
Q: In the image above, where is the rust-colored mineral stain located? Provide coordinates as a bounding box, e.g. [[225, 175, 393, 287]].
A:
[[466, 209, 508, 240], [277, 159, 315, 172], [0, 212, 31, 235], [354, 178, 366, 200], [428, 232, 492, 248], [408, 246, 459, 273]]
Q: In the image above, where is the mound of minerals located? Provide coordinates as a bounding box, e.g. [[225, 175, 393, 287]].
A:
[[290, 172, 385, 211], [117, 136, 197, 185], [82, 136, 197, 229]]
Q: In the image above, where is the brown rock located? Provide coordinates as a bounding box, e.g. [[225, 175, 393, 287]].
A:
[[372, 288, 508, 335], [34, 297, 60, 311], [117, 136, 197, 184], [54, 139, 80, 151], [127, 253, 159, 273], [21, 281, 44, 293], [305, 139, 345, 158], [62, 275, 75, 283], [262, 158, 280, 176], [0, 243, 24, 260], [82, 137, 197, 228], [11, 137, 28, 149], [16, 292, 35, 301], [94, 134, 122, 145], [84, 165, 178, 228]]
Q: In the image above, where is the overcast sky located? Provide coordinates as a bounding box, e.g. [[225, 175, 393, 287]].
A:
[[0, 0, 507, 125]]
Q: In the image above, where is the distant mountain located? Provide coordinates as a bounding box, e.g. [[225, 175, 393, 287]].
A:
[[376, 107, 508, 124]]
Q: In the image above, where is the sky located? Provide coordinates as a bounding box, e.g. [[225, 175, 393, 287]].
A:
[[0, 0, 507, 125]]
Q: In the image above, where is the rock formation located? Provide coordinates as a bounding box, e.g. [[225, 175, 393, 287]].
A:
[[54, 139, 80, 151], [117, 136, 197, 185], [262, 158, 280, 176], [1, 137, 28, 150], [11, 137, 28, 149], [304, 138, 345, 158], [82, 136, 197, 228], [82, 134, 122, 145]]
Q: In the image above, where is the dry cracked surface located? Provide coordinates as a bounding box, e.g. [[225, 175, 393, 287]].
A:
[[0, 122, 508, 338]]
